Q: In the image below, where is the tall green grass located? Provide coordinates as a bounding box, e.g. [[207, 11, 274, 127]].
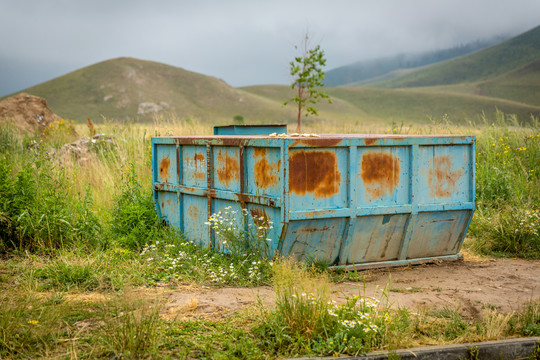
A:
[[468, 113, 539, 258]]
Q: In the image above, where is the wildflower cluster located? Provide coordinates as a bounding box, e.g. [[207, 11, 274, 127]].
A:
[[140, 239, 272, 285], [42, 119, 77, 148], [205, 206, 274, 259], [515, 209, 539, 238], [319, 295, 387, 356]]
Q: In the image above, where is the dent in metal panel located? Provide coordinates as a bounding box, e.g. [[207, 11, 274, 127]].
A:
[[340, 214, 409, 264], [182, 194, 210, 248], [405, 210, 471, 259], [288, 148, 348, 210], [281, 218, 346, 264], [182, 146, 207, 188], [357, 147, 409, 206]]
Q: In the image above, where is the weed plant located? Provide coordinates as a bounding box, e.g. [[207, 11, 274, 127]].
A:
[[256, 259, 390, 357], [206, 206, 274, 259]]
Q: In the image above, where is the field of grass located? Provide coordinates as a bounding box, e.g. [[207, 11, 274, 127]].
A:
[[0, 112, 539, 359]]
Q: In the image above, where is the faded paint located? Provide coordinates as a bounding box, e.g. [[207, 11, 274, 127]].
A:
[[159, 156, 171, 182], [187, 205, 199, 219], [361, 152, 400, 200], [289, 150, 341, 198], [186, 153, 206, 181], [428, 155, 463, 198], [253, 148, 280, 188], [216, 149, 239, 185]]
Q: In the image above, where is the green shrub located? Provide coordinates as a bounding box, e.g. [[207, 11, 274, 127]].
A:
[[111, 163, 161, 250], [0, 143, 101, 252]]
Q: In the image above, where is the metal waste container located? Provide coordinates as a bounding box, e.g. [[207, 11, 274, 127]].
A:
[[152, 133, 475, 269]]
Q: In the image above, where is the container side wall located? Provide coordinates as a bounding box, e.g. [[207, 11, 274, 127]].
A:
[[245, 147, 282, 198], [156, 145, 178, 185], [281, 218, 346, 264], [417, 145, 472, 204], [182, 194, 211, 247], [213, 146, 241, 192], [156, 191, 180, 227], [288, 148, 348, 210], [356, 146, 410, 206], [182, 146, 207, 188], [406, 210, 472, 259], [341, 213, 409, 264]]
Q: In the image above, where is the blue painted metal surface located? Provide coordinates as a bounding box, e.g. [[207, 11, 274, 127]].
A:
[[213, 124, 287, 135], [152, 134, 476, 268]]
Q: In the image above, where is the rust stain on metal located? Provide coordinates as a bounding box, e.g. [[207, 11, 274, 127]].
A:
[[176, 147, 180, 180], [428, 155, 463, 198], [193, 153, 206, 180], [220, 138, 247, 147], [364, 138, 378, 146], [289, 150, 341, 198], [159, 156, 171, 182], [187, 205, 199, 219], [291, 225, 330, 234], [253, 148, 280, 188], [360, 152, 400, 200], [292, 138, 342, 147], [216, 149, 239, 185]]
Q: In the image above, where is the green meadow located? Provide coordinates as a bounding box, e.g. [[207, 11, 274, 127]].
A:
[[0, 111, 538, 359]]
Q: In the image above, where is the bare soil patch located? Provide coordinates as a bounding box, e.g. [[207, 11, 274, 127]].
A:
[[163, 253, 539, 320], [0, 92, 62, 133]]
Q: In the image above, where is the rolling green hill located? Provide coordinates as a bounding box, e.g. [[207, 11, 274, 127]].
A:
[[325, 36, 507, 87], [3, 50, 539, 129], [15, 57, 300, 124], [373, 25, 540, 89], [241, 85, 540, 126]]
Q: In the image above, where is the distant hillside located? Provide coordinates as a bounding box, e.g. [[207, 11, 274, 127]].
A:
[[413, 59, 540, 107], [241, 85, 540, 125], [374, 25, 540, 88], [16, 57, 298, 124], [325, 36, 508, 87], [5, 56, 539, 128]]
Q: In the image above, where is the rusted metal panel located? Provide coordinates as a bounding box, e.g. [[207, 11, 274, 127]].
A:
[[152, 133, 475, 269]]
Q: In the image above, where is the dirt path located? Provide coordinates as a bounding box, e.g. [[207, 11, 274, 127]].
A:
[[163, 253, 539, 320]]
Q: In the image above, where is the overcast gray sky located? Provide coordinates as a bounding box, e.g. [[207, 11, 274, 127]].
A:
[[1, 0, 540, 96]]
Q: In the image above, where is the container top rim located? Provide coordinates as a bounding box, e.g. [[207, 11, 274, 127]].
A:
[[152, 133, 475, 139]]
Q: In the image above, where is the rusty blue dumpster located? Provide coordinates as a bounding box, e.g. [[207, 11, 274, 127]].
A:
[[152, 133, 475, 269]]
